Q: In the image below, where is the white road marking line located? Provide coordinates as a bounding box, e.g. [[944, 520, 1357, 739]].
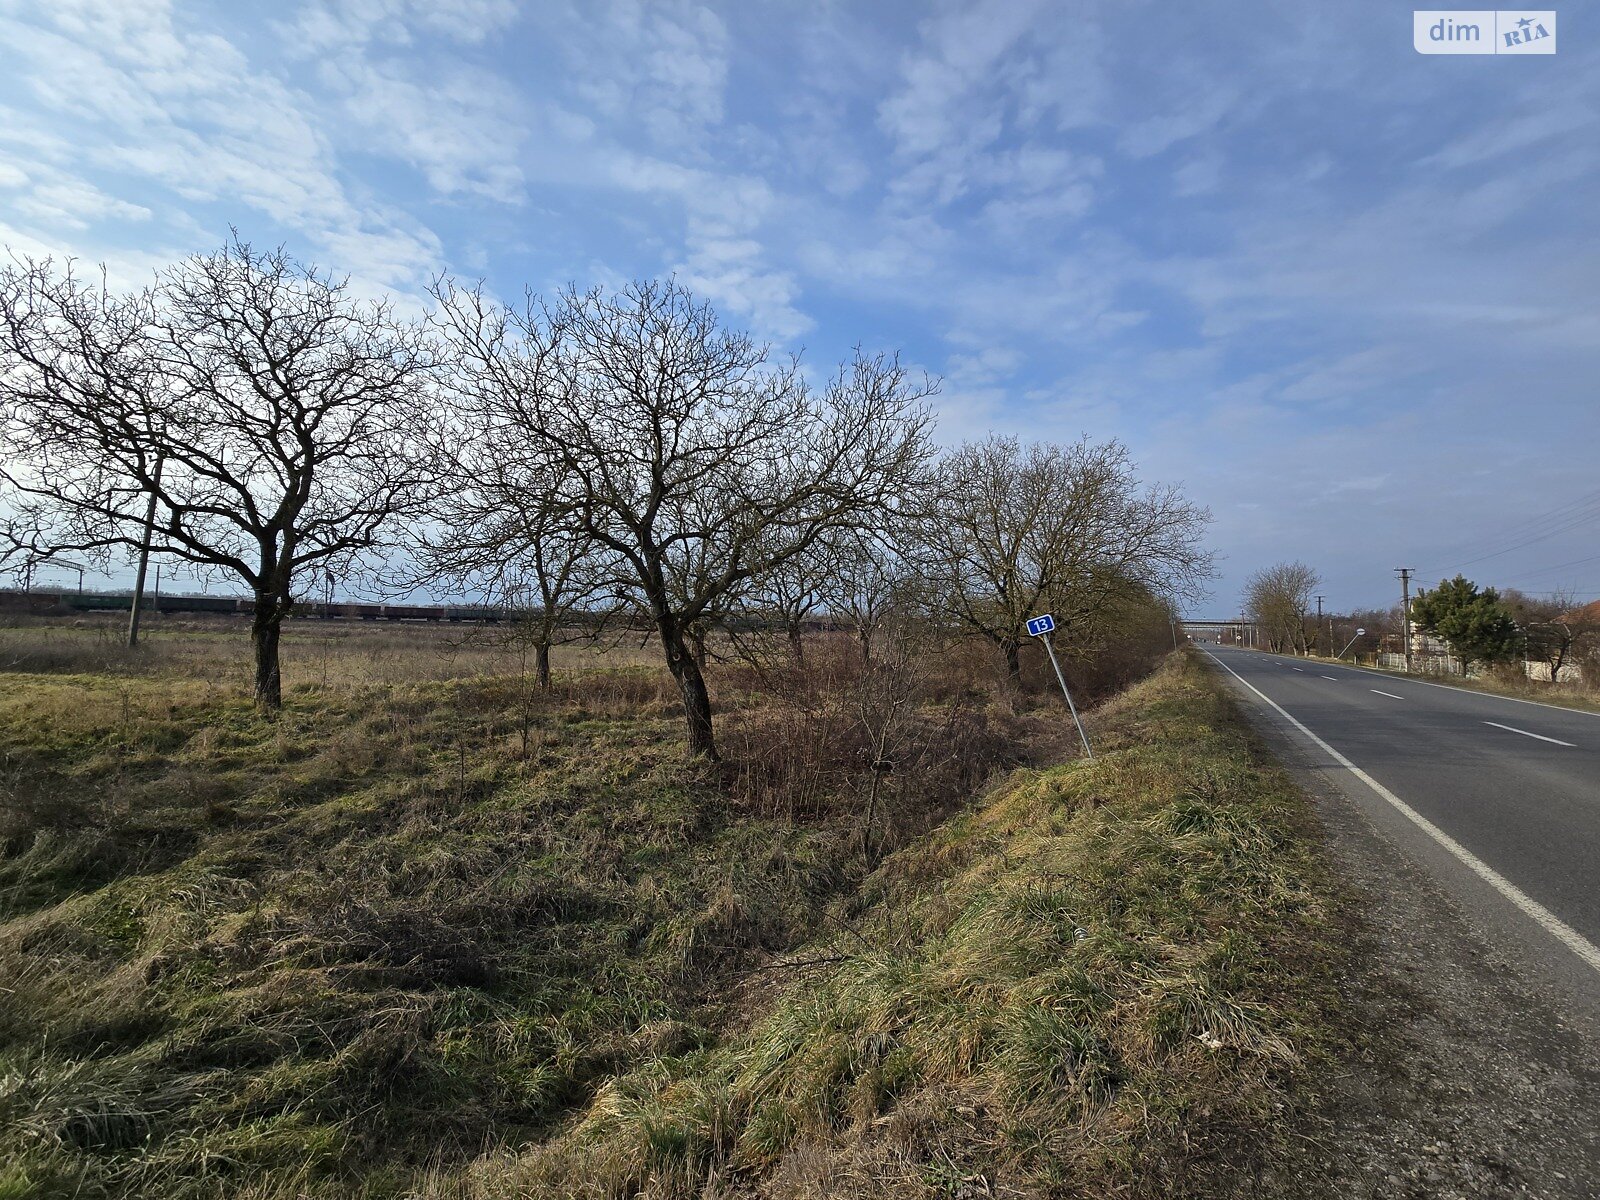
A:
[[1204, 651, 1600, 977], [1291, 667, 1304, 672], [1371, 689, 1403, 699], [1335, 664, 1600, 720], [1321, 675, 1338, 681], [1483, 721, 1576, 748]]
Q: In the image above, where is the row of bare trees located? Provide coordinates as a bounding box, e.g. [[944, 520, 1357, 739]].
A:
[[1243, 561, 1320, 654], [1243, 559, 1599, 683], [1, 240, 1214, 758]]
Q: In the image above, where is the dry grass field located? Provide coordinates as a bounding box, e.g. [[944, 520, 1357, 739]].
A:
[[0, 611, 663, 688], [0, 614, 1037, 1198], [0, 615, 1338, 1199]]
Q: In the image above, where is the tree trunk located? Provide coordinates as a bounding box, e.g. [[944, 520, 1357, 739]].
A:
[[788, 622, 805, 664], [863, 770, 883, 865], [535, 641, 552, 690], [251, 601, 284, 710], [1002, 637, 1022, 683], [858, 626, 873, 666], [672, 649, 716, 761], [657, 621, 717, 760]]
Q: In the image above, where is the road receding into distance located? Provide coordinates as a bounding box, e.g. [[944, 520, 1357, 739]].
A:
[[1203, 643, 1600, 1008]]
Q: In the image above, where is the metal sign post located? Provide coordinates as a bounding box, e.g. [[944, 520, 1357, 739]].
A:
[[1027, 614, 1093, 759]]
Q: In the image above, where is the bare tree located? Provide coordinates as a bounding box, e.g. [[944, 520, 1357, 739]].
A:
[[741, 533, 834, 664], [414, 430, 615, 691], [853, 644, 925, 865], [1329, 606, 1396, 660], [432, 278, 934, 760], [1504, 589, 1599, 684], [0, 241, 436, 708], [1243, 562, 1320, 654], [822, 527, 917, 666], [918, 436, 1212, 682], [430, 512, 611, 691]]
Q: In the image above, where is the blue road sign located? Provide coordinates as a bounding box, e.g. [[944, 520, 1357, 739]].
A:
[[1026, 614, 1055, 637]]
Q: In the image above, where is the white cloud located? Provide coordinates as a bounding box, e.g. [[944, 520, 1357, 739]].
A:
[[1118, 84, 1239, 159], [602, 151, 809, 338], [1173, 156, 1223, 196], [552, 0, 730, 153], [315, 57, 528, 202], [0, 0, 445, 288], [277, 0, 531, 206], [876, 1, 1107, 213], [284, 0, 518, 50], [12, 176, 152, 229], [879, 0, 1051, 159], [1424, 98, 1596, 171]]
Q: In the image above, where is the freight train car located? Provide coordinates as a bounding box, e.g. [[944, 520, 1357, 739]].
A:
[[2, 589, 527, 623]]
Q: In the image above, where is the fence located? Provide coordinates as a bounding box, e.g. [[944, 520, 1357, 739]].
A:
[[1377, 651, 1473, 677], [1377, 652, 1586, 685]]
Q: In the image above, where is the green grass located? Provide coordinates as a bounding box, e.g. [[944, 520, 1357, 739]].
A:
[[0, 645, 1025, 1200], [456, 651, 1344, 1198]]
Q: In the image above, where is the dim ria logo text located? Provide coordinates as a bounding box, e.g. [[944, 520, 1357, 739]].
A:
[[1414, 10, 1556, 53]]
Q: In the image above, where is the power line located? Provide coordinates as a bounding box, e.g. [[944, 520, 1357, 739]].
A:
[[1418, 488, 1600, 578], [1421, 486, 1600, 568], [1421, 503, 1600, 577], [1494, 550, 1600, 586]]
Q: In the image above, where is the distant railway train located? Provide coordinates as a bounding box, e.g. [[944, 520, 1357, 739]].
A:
[[0, 588, 516, 623]]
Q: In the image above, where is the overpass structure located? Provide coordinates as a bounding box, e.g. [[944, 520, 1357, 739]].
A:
[[1178, 618, 1260, 647]]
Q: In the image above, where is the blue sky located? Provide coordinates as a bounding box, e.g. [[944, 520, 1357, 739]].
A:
[[2, 0, 1596, 613]]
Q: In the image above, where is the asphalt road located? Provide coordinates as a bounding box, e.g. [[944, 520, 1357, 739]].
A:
[[1202, 643, 1600, 1010]]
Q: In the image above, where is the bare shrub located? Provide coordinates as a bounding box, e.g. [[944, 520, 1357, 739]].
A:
[[721, 637, 1019, 860]]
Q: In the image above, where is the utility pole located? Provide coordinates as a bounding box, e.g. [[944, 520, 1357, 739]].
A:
[[127, 454, 165, 648], [1315, 595, 1324, 656], [1395, 568, 1414, 674]]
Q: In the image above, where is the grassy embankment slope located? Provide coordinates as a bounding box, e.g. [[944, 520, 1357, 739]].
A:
[[1, 625, 1342, 1199], [452, 649, 1343, 1198]]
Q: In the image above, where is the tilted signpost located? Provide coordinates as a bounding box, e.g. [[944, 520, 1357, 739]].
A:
[[1027, 613, 1093, 758], [1338, 627, 1367, 660]]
